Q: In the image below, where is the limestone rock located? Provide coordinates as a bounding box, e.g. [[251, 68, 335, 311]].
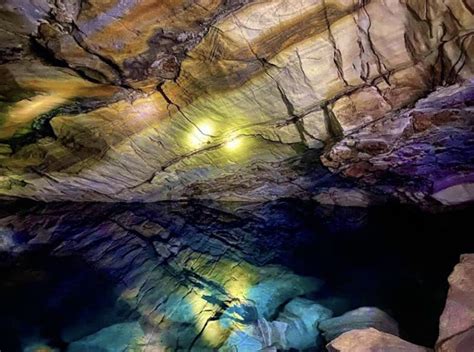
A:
[[327, 328, 432, 352], [313, 188, 377, 207], [0, 201, 325, 350], [436, 254, 474, 352], [246, 276, 323, 319], [222, 298, 332, 351], [432, 181, 474, 206], [221, 319, 287, 352], [67, 322, 145, 352], [320, 307, 399, 342], [322, 82, 474, 207], [277, 297, 333, 350], [0, 0, 473, 203]]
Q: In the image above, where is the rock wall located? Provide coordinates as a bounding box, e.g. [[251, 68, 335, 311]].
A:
[[437, 254, 474, 352], [0, 0, 473, 203]]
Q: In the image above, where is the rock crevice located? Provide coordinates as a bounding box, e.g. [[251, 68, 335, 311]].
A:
[[0, 0, 472, 203]]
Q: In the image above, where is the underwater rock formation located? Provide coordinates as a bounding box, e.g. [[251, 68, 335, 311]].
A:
[[0, 0, 472, 205], [67, 322, 146, 352], [1, 200, 474, 351], [222, 298, 333, 351], [0, 201, 328, 350]]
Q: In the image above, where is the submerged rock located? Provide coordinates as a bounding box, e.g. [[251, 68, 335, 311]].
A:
[[327, 328, 432, 352], [436, 254, 474, 352], [246, 275, 324, 319], [1, 201, 473, 350], [67, 322, 145, 352], [221, 319, 287, 352], [277, 297, 333, 350], [222, 298, 332, 351], [320, 307, 399, 342]]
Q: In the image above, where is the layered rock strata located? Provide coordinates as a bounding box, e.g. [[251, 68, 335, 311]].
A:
[[326, 328, 432, 352], [1, 201, 474, 350], [437, 254, 474, 352], [0, 0, 472, 203], [0, 201, 323, 350]]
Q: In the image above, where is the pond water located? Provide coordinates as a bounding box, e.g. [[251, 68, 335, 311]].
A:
[[0, 200, 472, 351]]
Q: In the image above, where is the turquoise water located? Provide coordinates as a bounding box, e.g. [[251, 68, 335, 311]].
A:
[[0, 201, 472, 351]]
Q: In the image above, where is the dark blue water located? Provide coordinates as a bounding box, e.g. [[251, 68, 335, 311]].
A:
[[0, 200, 472, 351]]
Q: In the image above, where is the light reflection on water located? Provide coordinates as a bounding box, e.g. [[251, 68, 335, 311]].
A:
[[0, 200, 472, 351]]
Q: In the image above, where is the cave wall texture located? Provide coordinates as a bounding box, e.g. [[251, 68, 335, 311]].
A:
[[0, 0, 473, 204]]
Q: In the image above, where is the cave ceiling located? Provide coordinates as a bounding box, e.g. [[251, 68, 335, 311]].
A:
[[0, 0, 473, 205]]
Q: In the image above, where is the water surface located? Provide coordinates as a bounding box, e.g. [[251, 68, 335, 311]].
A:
[[0, 200, 472, 351]]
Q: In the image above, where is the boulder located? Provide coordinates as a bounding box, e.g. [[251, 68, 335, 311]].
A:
[[246, 275, 323, 319], [320, 307, 399, 342], [327, 328, 432, 352], [277, 297, 333, 350], [436, 254, 474, 352], [222, 298, 333, 351]]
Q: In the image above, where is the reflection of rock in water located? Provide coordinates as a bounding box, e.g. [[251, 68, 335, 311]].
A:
[[0, 200, 473, 350], [0, 201, 324, 350], [0, 252, 134, 351]]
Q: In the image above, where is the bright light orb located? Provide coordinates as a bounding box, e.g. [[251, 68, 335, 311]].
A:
[[225, 136, 242, 151], [188, 122, 214, 148], [198, 123, 214, 136]]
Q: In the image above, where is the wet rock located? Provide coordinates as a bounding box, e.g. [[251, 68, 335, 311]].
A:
[[0, 201, 329, 350], [246, 275, 323, 319], [221, 319, 286, 352], [1, 201, 473, 350], [222, 298, 332, 351], [436, 254, 474, 352], [67, 322, 145, 352], [277, 297, 333, 350], [320, 307, 399, 342], [327, 328, 432, 352]]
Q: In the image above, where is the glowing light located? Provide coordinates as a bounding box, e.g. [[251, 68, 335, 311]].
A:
[[225, 136, 242, 151], [188, 122, 214, 148], [183, 255, 258, 347], [198, 123, 214, 136]]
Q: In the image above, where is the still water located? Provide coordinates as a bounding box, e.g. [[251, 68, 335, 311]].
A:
[[0, 200, 472, 351]]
